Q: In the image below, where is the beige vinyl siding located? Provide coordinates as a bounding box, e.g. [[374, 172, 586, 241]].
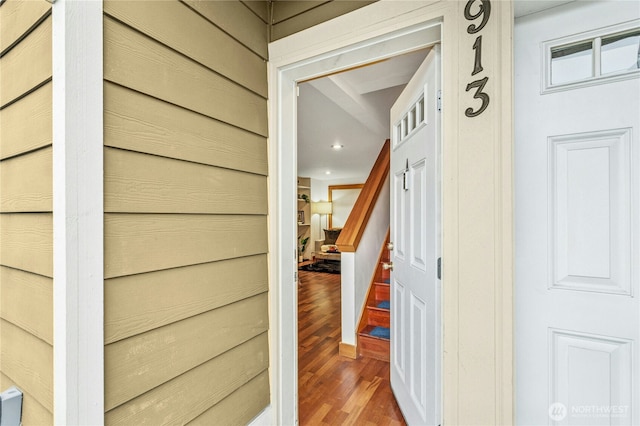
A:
[[0, 13, 51, 107], [0, 0, 50, 54], [104, 254, 268, 344], [103, 1, 270, 423], [0, 146, 52, 212], [0, 267, 52, 345], [0, 82, 52, 161], [189, 370, 270, 425], [241, 0, 270, 24], [0, 1, 53, 423], [270, 0, 376, 41], [0, 373, 52, 425], [184, 0, 269, 59]]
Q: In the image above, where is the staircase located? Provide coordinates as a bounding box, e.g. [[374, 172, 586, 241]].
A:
[[357, 231, 391, 361]]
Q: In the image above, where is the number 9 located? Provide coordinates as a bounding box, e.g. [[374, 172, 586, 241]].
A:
[[464, 0, 491, 34]]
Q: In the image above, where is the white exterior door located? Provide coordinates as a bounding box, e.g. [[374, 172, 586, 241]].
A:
[[390, 45, 441, 425], [516, 3, 640, 425]]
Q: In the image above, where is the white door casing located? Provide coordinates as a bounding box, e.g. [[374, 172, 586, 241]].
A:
[[515, 2, 640, 425], [269, 1, 514, 424], [390, 45, 441, 426]]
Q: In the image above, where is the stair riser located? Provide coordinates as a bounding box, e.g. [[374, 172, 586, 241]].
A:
[[374, 284, 390, 302], [367, 309, 390, 327], [358, 335, 390, 362], [380, 269, 390, 280]]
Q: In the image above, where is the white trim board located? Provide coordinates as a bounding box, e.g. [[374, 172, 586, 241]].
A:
[[52, 1, 104, 423], [248, 405, 272, 426], [268, 0, 514, 424]]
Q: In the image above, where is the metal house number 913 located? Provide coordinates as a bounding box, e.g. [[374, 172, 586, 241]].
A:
[[464, 0, 491, 117]]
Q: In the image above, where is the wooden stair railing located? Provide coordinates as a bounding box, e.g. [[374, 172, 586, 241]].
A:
[[357, 229, 391, 361], [335, 139, 390, 252]]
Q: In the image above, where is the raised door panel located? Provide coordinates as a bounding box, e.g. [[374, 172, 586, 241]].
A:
[[550, 329, 632, 425], [549, 129, 632, 295]]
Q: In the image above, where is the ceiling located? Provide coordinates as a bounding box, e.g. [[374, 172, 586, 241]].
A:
[[296, 0, 575, 182], [297, 48, 430, 182]]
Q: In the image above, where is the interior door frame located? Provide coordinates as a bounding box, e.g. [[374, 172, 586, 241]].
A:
[[267, 1, 514, 424]]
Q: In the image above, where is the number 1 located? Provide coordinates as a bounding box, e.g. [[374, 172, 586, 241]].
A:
[[472, 36, 483, 76]]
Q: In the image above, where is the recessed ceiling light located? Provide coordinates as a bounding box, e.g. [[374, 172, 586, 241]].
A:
[[331, 144, 344, 150], [325, 171, 331, 175]]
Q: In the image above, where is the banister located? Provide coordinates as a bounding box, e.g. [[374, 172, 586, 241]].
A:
[[336, 139, 390, 252]]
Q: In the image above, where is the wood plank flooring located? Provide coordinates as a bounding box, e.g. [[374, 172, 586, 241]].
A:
[[298, 270, 405, 425]]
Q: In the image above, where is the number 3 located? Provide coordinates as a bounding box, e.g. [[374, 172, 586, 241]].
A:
[[465, 77, 490, 117]]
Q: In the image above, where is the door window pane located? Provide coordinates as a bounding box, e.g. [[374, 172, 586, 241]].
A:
[[551, 41, 593, 85], [601, 30, 640, 75]]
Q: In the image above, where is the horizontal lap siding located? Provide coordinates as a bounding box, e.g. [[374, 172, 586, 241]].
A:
[[270, 0, 376, 41], [105, 254, 268, 344], [241, 0, 269, 25], [0, 82, 52, 160], [106, 332, 269, 425], [104, 17, 267, 137], [188, 369, 270, 425], [103, 1, 270, 423], [0, 1, 53, 422], [183, 0, 269, 60], [0, 373, 52, 425], [104, 83, 267, 175], [104, 148, 267, 214], [0, 267, 53, 345]]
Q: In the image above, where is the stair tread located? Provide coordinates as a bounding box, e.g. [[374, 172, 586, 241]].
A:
[[377, 300, 390, 309], [360, 325, 390, 340], [368, 304, 390, 312]]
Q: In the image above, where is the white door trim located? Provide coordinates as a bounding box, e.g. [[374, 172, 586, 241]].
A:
[[268, 1, 513, 424], [52, 1, 104, 423], [268, 3, 445, 424]]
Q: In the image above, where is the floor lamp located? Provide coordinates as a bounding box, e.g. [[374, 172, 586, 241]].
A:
[[311, 201, 333, 238]]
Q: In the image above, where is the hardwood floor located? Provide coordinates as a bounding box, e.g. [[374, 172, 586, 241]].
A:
[[298, 270, 405, 425]]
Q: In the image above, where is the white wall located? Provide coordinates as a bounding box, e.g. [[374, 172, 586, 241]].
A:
[[341, 175, 390, 345], [330, 188, 361, 228]]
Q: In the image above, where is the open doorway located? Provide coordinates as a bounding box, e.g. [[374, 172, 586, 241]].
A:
[[269, 1, 516, 424], [295, 41, 440, 422], [266, 3, 467, 420]]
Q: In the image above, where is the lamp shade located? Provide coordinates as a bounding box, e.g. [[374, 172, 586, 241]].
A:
[[311, 201, 333, 215]]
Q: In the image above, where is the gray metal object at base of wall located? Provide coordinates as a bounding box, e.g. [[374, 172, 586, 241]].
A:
[[0, 387, 23, 426]]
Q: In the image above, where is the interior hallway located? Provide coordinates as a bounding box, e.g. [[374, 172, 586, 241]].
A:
[[298, 270, 405, 425]]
